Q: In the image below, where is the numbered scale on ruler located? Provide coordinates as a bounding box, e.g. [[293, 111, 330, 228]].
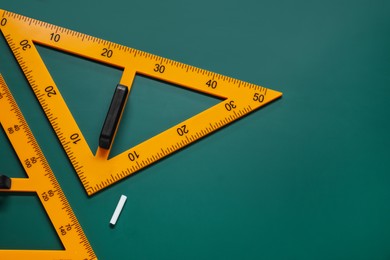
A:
[[0, 9, 282, 196], [0, 74, 96, 260]]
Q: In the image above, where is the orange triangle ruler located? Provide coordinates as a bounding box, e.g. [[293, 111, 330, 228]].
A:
[[0, 9, 282, 195], [0, 74, 96, 260]]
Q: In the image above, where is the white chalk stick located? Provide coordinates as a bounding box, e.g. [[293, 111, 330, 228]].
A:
[[110, 195, 127, 225]]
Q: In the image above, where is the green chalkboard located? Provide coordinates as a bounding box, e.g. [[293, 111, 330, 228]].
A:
[[1, 0, 390, 259]]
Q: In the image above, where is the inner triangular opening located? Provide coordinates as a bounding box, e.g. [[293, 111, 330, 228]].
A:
[[0, 124, 27, 178], [35, 44, 222, 159], [110, 74, 222, 158], [35, 44, 123, 157], [0, 193, 64, 250]]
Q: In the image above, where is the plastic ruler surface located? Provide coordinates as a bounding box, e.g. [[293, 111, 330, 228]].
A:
[[0, 9, 282, 196]]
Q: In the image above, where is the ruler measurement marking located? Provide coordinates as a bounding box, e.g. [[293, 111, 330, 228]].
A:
[[0, 74, 96, 259], [1, 9, 282, 198]]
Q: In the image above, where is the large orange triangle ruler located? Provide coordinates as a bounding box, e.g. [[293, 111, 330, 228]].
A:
[[0, 9, 282, 196], [0, 74, 96, 259]]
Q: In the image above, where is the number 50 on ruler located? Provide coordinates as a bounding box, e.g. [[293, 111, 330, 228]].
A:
[[0, 9, 282, 195]]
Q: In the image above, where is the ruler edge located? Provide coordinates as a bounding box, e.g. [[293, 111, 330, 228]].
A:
[[0, 8, 283, 94]]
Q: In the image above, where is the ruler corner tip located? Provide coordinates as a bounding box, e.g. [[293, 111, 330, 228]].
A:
[[267, 87, 283, 98]]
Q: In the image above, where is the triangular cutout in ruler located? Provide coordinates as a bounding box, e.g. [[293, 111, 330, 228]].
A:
[[0, 75, 96, 259], [0, 9, 282, 195], [34, 43, 124, 155]]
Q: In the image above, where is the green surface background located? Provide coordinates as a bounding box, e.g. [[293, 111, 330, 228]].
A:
[[1, 0, 390, 259]]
